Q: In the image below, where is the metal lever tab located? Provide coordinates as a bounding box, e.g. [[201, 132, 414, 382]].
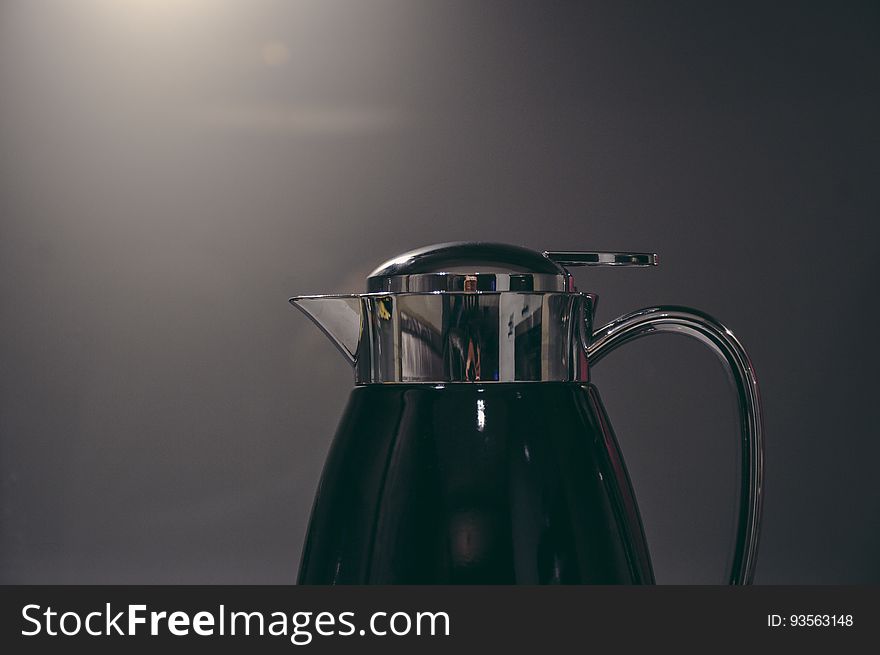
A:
[[544, 251, 659, 267]]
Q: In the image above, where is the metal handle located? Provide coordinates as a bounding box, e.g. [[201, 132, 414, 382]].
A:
[[584, 305, 764, 585], [545, 251, 659, 267]]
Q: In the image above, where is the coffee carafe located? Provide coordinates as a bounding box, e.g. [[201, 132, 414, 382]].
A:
[[290, 242, 763, 584]]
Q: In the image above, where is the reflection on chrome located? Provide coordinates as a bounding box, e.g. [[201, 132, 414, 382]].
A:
[[292, 292, 594, 384]]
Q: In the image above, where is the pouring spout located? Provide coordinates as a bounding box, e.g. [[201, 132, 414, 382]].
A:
[[289, 295, 363, 366]]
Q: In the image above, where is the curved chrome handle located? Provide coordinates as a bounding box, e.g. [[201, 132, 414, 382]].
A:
[[584, 305, 764, 585]]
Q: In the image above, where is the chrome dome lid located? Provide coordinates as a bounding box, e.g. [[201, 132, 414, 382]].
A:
[[367, 242, 569, 292]]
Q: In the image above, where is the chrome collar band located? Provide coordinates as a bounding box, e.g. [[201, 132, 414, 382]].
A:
[[293, 292, 595, 384]]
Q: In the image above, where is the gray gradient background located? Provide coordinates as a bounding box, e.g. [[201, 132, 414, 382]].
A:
[[1, 0, 878, 584]]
